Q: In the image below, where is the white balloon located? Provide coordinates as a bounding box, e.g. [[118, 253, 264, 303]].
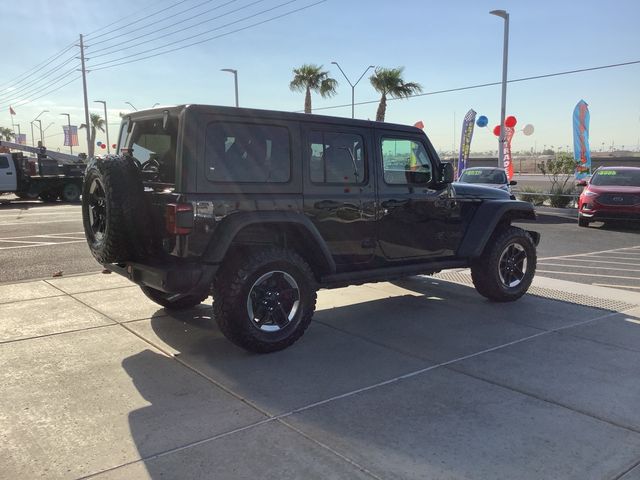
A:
[[522, 124, 535, 136]]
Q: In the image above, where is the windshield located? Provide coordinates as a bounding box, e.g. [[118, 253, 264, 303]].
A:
[[459, 169, 507, 184], [590, 169, 640, 186]]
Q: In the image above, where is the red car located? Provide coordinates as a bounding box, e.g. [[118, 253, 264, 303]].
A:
[[577, 166, 640, 227]]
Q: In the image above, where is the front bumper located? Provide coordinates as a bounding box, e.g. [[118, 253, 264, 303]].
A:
[[579, 209, 640, 222], [105, 261, 218, 294]]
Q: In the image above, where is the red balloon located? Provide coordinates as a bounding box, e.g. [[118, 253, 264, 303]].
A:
[[100, 144, 106, 149], [505, 115, 517, 128], [493, 125, 501, 136], [111, 144, 117, 149]]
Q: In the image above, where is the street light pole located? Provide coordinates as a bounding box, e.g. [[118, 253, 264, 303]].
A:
[[94, 100, 110, 154], [490, 9, 509, 169], [125, 102, 137, 111], [60, 113, 73, 154], [35, 119, 43, 144], [331, 62, 375, 119], [31, 110, 48, 147], [221, 69, 239, 107]]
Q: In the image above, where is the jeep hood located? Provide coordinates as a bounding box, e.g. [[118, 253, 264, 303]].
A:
[[451, 182, 511, 199]]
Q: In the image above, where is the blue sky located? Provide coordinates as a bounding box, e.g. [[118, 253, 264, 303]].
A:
[[2, 0, 640, 155]]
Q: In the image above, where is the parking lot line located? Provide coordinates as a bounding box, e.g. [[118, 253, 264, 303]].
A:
[[537, 263, 640, 272], [594, 284, 640, 290], [0, 240, 86, 250], [0, 231, 84, 241], [544, 258, 640, 267], [537, 270, 640, 281], [539, 246, 640, 261], [0, 220, 80, 226]]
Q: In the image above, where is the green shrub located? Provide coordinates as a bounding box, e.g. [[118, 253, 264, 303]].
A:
[[549, 185, 575, 208], [516, 187, 546, 206]]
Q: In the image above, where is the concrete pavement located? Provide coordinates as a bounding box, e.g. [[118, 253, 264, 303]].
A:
[[2, 272, 640, 479]]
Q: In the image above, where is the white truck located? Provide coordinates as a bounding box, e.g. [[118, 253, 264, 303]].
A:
[[0, 141, 86, 202]]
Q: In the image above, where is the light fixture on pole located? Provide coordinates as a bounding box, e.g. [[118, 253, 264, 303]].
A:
[[331, 62, 375, 119], [490, 9, 509, 169], [31, 110, 48, 147], [125, 102, 137, 111], [152, 103, 160, 108], [60, 113, 73, 154], [94, 100, 110, 154], [221, 69, 239, 107]]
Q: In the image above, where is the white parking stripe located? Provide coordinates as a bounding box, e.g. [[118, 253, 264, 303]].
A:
[[539, 246, 640, 261], [594, 284, 640, 290], [542, 258, 640, 267], [0, 220, 80, 226], [0, 240, 86, 250], [538, 262, 640, 272], [537, 270, 640, 280], [0, 231, 84, 241]]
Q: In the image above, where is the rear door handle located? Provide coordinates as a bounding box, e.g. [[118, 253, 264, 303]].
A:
[[382, 199, 409, 208], [6, 172, 13, 175]]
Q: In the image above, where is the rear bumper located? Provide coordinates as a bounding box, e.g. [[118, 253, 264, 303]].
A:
[[104, 261, 218, 294]]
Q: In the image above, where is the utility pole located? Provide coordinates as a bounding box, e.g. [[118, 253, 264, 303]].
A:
[[79, 34, 91, 156]]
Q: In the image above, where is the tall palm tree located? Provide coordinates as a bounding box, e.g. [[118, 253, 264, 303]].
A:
[[370, 67, 423, 122], [0, 126, 15, 141], [80, 113, 105, 157], [290, 64, 338, 114]]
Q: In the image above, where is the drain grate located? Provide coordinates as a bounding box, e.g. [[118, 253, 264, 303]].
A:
[[432, 271, 637, 312]]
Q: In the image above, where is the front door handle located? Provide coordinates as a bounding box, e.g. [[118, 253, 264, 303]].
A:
[[6, 172, 13, 175]]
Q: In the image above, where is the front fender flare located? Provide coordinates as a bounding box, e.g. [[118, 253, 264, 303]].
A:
[[457, 200, 537, 258]]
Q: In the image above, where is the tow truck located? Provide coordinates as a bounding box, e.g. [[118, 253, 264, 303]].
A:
[[0, 140, 86, 202]]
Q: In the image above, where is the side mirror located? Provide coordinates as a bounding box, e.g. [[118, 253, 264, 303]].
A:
[[509, 180, 518, 186], [576, 179, 587, 187], [440, 162, 454, 184]]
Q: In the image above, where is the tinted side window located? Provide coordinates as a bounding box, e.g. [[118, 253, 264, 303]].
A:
[[0, 157, 9, 169], [308, 131, 366, 185], [205, 123, 291, 183], [381, 138, 432, 185]]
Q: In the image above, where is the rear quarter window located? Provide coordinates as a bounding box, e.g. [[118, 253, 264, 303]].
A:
[[205, 122, 291, 183]]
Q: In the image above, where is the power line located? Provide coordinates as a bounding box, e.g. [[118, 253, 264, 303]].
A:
[[0, 63, 80, 110], [304, 59, 640, 113], [0, 76, 81, 110], [0, 41, 76, 91], [88, 0, 264, 58], [85, 0, 194, 41], [89, 0, 299, 68], [87, 0, 229, 51], [90, 0, 323, 71], [0, 55, 78, 103]]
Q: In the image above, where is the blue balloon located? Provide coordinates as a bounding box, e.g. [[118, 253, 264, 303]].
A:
[[96, 141, 102, 146], [476, 115, 488, 128]]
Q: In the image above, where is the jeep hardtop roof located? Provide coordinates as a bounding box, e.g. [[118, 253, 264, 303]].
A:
[[122, 104, 425, 134]]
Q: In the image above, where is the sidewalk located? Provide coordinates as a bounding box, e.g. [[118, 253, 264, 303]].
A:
[[2, 271, 640, 479]]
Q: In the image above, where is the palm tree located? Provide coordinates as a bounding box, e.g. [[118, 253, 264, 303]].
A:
[[290, 64, 338, 114], [80, 113, 105, 157], [370, 67, 423, 122], [0, 126, 15, 141]]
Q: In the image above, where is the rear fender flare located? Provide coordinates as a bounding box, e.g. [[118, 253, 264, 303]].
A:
[[457, 200, 537, 258], [203, 211, 336, 275]]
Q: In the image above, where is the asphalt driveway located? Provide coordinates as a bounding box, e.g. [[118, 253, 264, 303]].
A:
[[2, 272, 640, 479]]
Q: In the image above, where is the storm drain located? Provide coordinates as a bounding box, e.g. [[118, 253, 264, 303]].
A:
[[431, 271, 637, 313]]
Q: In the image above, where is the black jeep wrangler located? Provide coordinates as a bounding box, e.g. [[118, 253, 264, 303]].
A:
[[82, 105, 539, 353]]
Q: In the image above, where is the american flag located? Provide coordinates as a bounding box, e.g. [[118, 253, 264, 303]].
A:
[[63, 125, 79, 147]]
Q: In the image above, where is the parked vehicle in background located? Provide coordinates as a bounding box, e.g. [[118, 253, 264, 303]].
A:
[[0, 144, 85, 202], [81, 105, 540, 353], [456, 166, 517, 194], [577, 166, 640, 227]]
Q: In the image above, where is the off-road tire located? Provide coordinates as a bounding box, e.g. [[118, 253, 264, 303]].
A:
[[471, 226, 537, 302], [213, 247, 317, 353], [82, 155, 151, 264], [62, 182, 81, 202], [140, 286, 209, 310], [578, 216, 589, 228]]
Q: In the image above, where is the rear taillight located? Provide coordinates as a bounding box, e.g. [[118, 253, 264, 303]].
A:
[[165, 203, 194, 235]]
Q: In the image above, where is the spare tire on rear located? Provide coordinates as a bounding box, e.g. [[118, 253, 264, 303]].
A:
[[82, 155, 151, 264]]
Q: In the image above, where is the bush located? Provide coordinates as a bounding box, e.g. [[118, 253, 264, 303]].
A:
[[516, 187, 546, 206], [549, 185, 575, 208]]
